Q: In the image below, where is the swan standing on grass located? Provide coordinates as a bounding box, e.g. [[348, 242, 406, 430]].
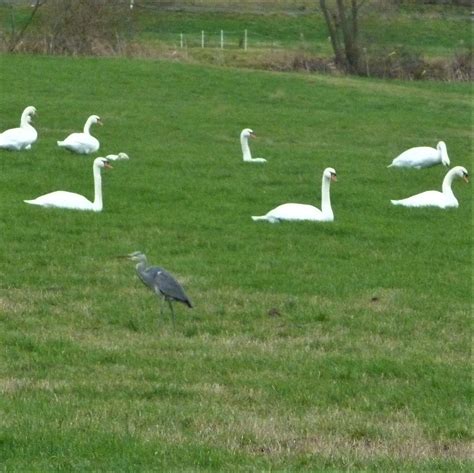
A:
[[0, 106, 37, 150], [252, 167, 337, 222], [57, 114, 102, 154], [24, 153, 128, 211], [388, 141, 450, 169], [391, 165, 469, 208], [241, 128, 267, 163]]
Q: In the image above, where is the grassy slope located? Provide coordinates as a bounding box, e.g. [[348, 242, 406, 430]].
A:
[[0, 54, 472, 471], [137, 9, 471, 56], [1, 5, 471, 59]]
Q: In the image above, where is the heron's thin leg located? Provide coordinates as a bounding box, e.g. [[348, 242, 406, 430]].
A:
[[158, 296, 165, 324], [168, 301, 176, 329]]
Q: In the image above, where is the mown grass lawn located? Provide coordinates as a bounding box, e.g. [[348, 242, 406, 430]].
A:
[[0, 54, 472, 471]]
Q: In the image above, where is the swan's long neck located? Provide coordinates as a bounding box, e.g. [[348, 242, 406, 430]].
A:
[[92, 164, 103, 211], [321, 174, 333, 219], [20, 111, 32, 128], [241, 135, 252, 161], [83, 118, 94, 135], [441, 169, 456, 199]]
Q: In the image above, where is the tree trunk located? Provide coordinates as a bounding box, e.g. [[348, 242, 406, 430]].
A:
[[319, 0, 362, 73]]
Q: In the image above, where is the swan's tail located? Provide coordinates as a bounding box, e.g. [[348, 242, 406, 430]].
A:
[[57, 140, 65, 147], [390, 199, 401, 206], [387, 163, 394, 168], [252, 215, 280, 223], [24, 199, 39, 206]]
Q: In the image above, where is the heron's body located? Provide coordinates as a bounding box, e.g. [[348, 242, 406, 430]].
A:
[[0, 106, 37, 151], [57, 115, 101, 154], [136, 264, 193, 308], [128, 252, 192, 326]]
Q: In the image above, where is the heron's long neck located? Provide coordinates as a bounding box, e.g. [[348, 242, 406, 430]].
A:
[[92, 165, 103, 211], [83, 118, 93, 134], [241, 136, 252, 161], [441, 170, 456, 199], [321, 175, 333, 219], [135, 260, 148, 274]]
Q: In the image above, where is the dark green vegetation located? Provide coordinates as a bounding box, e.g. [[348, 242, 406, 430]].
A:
[[0, 0, 472, 74], [0, 54, 472, 471], [137, 7, 471, 58]]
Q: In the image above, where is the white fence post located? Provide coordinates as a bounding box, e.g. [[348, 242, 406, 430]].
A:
[[201, 30, 205, 48], [220, 30, 224, 49], [180, 33, 183, 48], [244, 29, 248, 51]]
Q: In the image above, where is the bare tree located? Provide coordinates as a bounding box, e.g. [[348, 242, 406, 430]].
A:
[[7, 0, 46, 52], [41, 0, 133, 55], [319, 0, 366, 73]]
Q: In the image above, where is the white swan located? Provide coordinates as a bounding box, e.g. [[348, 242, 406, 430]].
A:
[[391, 165, 469, 208], [0, 106, 37, 150], [57, 115, 102, 154], [388, 141, 450, 169], [24, 157, 113, 212], [241, 128, 267, 163], [252, 167, 337, 223]]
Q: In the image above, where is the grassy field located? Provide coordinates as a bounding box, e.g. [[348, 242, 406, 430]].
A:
[[0, 3, 471, 62], [137, 8, 471, 58], [0, 54, 472, 471]]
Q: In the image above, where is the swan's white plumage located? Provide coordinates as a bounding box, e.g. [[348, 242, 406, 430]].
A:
[[24, 157, 112, 212], [57, 115, 102, 154], [391, 165, 469, 208], [252, 167, 337, 222], [240, 128, 267, 163], [388, 141, 450, 169], [0, 106, 37, 151]]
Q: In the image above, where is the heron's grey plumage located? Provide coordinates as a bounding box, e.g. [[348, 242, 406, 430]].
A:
[[128, 252, 192, 326]]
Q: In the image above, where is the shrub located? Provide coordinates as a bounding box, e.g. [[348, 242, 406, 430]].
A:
[[39, 0, 133, 56]]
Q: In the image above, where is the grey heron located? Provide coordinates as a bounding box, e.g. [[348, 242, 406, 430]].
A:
[[128, 251, 193, 326]]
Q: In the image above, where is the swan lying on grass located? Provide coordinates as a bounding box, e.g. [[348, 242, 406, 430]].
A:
[[0, 106, 37, 151], [240, 128, 267, 163], [388, 141, 450, 169], [391, 165, 469, 208], [252, 167, 337, 222], [57, 114, 102, 154], [24, 153, 129, 212]]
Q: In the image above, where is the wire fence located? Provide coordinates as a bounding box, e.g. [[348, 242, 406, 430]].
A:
[[168, 30, 291, 51]]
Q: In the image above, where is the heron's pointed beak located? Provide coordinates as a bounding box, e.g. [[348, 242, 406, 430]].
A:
[[116, 254, 135, 260]]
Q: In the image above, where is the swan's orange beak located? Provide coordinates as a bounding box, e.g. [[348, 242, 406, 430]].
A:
[[104, 162, 113, 169], [331, 174, 337, 182], [463, 175, 469, 183], [97, 119, 103, 126], [250, 133, 256, 138]]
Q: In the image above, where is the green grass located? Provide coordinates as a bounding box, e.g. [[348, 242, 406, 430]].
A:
[[0, 54, 472, 471], [0, 4, 471, 61], [136, 8, 471, 58]]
